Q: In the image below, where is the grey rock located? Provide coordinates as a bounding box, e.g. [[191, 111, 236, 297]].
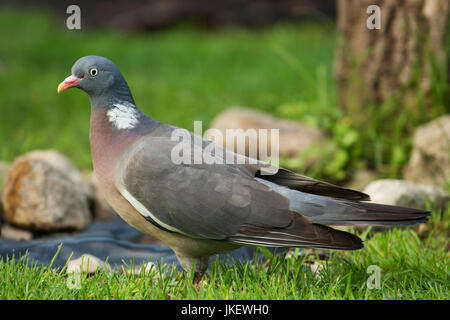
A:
[[1, 150, 92, 232], [1, 224, 33, 241], [206, 107, 327, 160], [363, 179, 450, 211], [404, 115, 450, 187], [67, 253, 113, 276]]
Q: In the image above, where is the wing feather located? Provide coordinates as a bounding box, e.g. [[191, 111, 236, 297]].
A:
[[251, 168, 370, 201]]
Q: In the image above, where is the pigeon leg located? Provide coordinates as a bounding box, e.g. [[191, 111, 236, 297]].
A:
[[176, 252, 209, 285]]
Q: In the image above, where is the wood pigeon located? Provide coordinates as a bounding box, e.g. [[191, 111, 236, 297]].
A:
[[58, 56, 429, 283]]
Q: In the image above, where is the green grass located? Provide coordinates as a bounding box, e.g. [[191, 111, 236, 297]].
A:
[[1, 208, 448, 299]]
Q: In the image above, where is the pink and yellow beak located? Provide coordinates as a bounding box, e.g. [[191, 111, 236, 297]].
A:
[[57, 75, 82, 93]]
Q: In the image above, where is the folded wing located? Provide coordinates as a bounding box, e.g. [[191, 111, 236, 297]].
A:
[[114, 134, 363, 250]]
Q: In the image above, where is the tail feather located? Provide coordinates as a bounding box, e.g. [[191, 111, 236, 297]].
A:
[[255, 177, 430, 227], [230, 178, 430, 251], [309, 200, 430, 226]]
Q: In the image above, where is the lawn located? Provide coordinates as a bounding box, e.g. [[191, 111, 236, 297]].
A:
[[0, 8, 448, 300], [1, 209, 448, 299]]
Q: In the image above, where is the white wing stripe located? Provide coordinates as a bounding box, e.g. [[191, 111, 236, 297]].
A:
[[118, 186, 188, 235]]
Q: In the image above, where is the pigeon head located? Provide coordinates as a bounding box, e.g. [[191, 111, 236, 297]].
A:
[[58, 55, 134, 108]]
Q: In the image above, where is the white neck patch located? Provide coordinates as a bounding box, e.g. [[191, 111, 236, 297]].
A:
[[107, 102, 139, 130]]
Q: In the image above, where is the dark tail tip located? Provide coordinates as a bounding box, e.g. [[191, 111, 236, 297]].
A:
[[315, 200, 432, 227], [345, 202, 431, 226]]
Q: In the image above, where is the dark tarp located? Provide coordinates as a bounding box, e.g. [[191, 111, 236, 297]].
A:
[[0, 219, 287, 272]]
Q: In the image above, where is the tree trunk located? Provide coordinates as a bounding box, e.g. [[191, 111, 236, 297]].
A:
[[336, 0, 449, 116]]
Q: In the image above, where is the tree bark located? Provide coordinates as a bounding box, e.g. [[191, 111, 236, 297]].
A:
[[336, 0, 449, 115]]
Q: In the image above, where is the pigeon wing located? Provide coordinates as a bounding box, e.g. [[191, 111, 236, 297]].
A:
[[114, 135, 362, 250]]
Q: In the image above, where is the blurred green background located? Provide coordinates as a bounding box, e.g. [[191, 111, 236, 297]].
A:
[[0, 9, 336, 169], [0, 5, 448, 185]]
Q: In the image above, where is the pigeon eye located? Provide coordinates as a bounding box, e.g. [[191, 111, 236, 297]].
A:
[[89, 68, 98, 77]]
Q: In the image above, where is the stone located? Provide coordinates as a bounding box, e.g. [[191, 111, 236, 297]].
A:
[[1, 224, 33, 241], [403, 115, 450, 187], [67, 254, 155, 277], [206, 107, 327, 160], [363, 179, 450, 211], [1, 150, 92, 232], [67, 254, 112, 275], [26, 150, 92, 195]]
